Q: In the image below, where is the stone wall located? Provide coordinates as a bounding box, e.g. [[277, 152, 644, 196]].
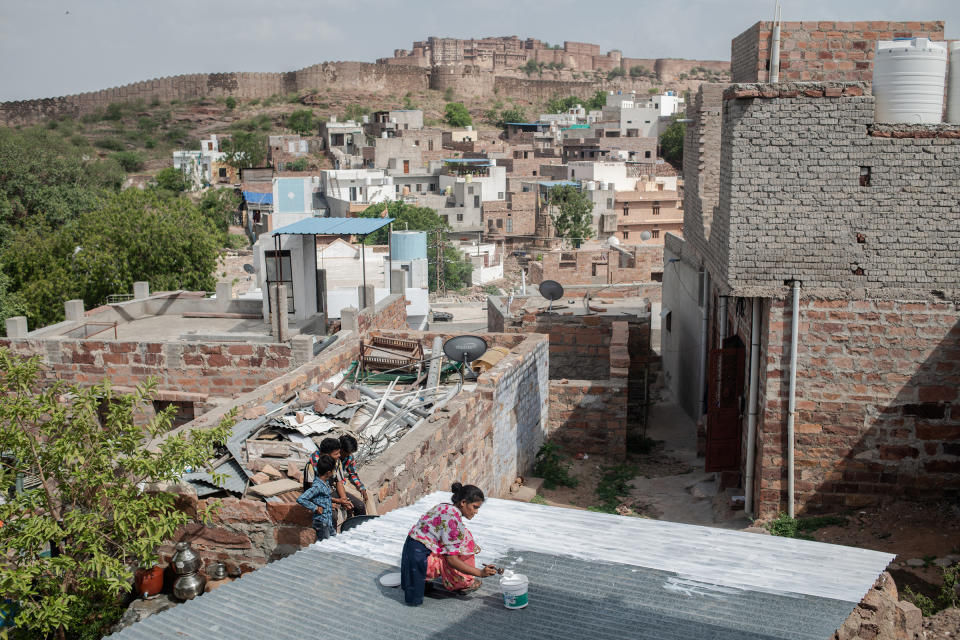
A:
[[709, 83, 960, 298], [754, 296, 960, 518], [730, 20, 945, 83], [547, 321, 631, 456], [527, 245, 664, 286], [682, 83, 727, 249], [0, 63, 431, 125]]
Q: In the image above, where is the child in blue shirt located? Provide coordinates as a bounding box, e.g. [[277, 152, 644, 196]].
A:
[[296, 454, 337, 541]]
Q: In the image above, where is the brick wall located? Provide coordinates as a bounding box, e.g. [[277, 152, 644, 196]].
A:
[[528, 245, 664, 285], [356, 293, 408, 334], [730, 21, 945, 83], [682, 83, 727, 252], [709, 83, 960, 297], [754, 296, 960, 518], [0, 337, 304, 399], [547, 321, 631, 456]]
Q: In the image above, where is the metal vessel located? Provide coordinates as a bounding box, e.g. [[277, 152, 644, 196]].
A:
[[171, 541, 206, 601]]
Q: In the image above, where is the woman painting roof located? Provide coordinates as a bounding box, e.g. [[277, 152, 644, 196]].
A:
[[399, 482, 497, 606]]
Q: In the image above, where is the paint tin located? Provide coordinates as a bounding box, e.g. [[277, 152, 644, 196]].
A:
[[499, 570, 528, 609]]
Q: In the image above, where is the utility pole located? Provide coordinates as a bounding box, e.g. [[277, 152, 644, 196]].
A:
[[436, 227, 446, 295]]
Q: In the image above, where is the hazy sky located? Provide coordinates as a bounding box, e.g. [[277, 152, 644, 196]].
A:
[[1, 0, 958, 101]]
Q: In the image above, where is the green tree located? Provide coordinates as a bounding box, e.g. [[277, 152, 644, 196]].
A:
[[1, 190, 222, 329], [544, 95, 579, 114], [607, 67, 626, 81], [287, 109, 316, 135], [660, 115, 685, 170], [443, 102, 472, 128], [224, 96, 237, 110], [355, 201, 473, 291], [153, 166, 189, 194], [285, 158, 309, 172], [199, 187, 241, 237], [522, 59, 541, 76], [342, 103, 369, 122], [548, 185, 594, 247], [0, 127, 124, 236], [0, 271, 26, 333], [110, 150, 145, 172], [220, 131, 267, 169], [586, 90, 607, 110], [0, 351, 231, 638]]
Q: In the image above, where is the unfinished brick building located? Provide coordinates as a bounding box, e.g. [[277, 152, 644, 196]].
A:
[[665, 78, 960, 519]]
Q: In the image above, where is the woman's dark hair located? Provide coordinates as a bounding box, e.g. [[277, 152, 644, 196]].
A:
[[319, 437, 341, 454], [339, 434, 358, 455], [314, 454, 336, 476], [451, 482, 484, 505]]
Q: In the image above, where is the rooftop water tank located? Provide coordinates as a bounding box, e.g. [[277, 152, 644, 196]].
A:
[[948, 42, 960, 123], [874, 38, 947, 123], [390, 231, 427, 260]]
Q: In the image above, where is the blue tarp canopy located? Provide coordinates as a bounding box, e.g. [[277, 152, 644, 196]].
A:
[[242, 191, 273, 205], [271, 217, 395, 236]]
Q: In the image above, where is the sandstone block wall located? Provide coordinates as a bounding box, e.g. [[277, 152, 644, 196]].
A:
[[710, 83, 960, 298], [730, 21, 945, 83], [755, 296, 960, 518], [529, 245, 664, 286]]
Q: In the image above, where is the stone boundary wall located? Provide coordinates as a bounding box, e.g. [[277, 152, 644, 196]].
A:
[[730, 20, 945, 83], [356, 293, 408, 334], [0, 63, 430, 125], [528, 245, 664, 287], [547, 321, 630, 456], [755, 296, 960, 518]]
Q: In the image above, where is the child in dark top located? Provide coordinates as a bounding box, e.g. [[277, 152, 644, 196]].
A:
[[308, 437, 366, 517], [339, 434, 370, 506], [296, 454, 336, 541]]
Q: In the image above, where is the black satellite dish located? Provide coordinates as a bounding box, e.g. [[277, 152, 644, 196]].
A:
[[539, 280, 564, 313], [443, 335, 488, 382], [242, 264, 256, 274]]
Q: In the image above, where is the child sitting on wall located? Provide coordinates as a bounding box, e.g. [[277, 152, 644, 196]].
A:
[[297, 454, 337, 542]]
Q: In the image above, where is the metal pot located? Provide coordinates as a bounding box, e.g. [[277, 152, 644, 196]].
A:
[[173, 572, 207, 601], [207, 562, 227, 580], [171, 541, 201, 575]]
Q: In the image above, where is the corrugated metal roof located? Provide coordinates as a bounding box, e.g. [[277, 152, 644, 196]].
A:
[[271, 217, 395, 237], [183, 458, 247, 496], [225, 402, 286, 478], [112, 494, 893, 640]]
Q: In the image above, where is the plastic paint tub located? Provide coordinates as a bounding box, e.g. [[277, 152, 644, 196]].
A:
[[499, 570, 529, 609]]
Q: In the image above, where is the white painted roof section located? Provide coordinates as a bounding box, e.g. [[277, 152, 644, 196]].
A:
[[318, 492, 894, 603]]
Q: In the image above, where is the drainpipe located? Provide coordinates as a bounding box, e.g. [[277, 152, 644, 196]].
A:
[[697, 270, 710, 419], [769, 2, 783, 82], [718, 296, 728, 340], [786, 280, 801, 518], [744, 298, 762, 518]]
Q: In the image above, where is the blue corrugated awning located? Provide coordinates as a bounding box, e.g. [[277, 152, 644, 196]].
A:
[[443, 158, 493, 164], [243, 191, 273, 205], [272, 217, 395, 236]]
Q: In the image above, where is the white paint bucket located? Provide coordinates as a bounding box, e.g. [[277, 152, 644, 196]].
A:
[[499, 570, 529, 609]]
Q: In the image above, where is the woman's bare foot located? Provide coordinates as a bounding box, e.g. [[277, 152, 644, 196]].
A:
[[460, 578, 482, 594]]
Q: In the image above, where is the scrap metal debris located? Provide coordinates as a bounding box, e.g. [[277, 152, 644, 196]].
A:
[[183, 339, 486, 498]]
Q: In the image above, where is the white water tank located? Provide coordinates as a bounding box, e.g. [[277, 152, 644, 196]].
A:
[[874, 38, 947, 123], [948, 42, 960, 123]]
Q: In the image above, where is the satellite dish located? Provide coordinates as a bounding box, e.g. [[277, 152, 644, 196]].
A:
[[606, 236, 621, 248], [539, 280, 564, 313], [242, 264, 256, 274], [443, 335, 488, 382], [640, 230, 652, 241]]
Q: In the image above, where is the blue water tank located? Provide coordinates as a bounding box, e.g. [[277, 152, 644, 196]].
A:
[[390, 231, 427, 260]]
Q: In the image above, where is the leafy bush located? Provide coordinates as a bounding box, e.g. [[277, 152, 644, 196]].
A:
[[110, 150, 145, 172], [607, 67, 626, 81], [224, 96, 237, 110], [285, 158, 309, 172], [903, 563, 959, 616], [443, 87, 454, 101], [94, 137, 125, 151], [530, 494, 547, 505], [590, 464, 636, 513], [444, 102, 472, 127], [533, 442, 578, 489], [287, 109, 316, 135], [154, 166, 189, 193], [766, 513, 848, 540], [342, 103, 369, 122]]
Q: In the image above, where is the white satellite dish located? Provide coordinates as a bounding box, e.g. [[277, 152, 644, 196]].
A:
[[640, 231, 652, 241]]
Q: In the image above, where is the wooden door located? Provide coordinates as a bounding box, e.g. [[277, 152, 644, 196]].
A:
[[705, 336, 746, 472]]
